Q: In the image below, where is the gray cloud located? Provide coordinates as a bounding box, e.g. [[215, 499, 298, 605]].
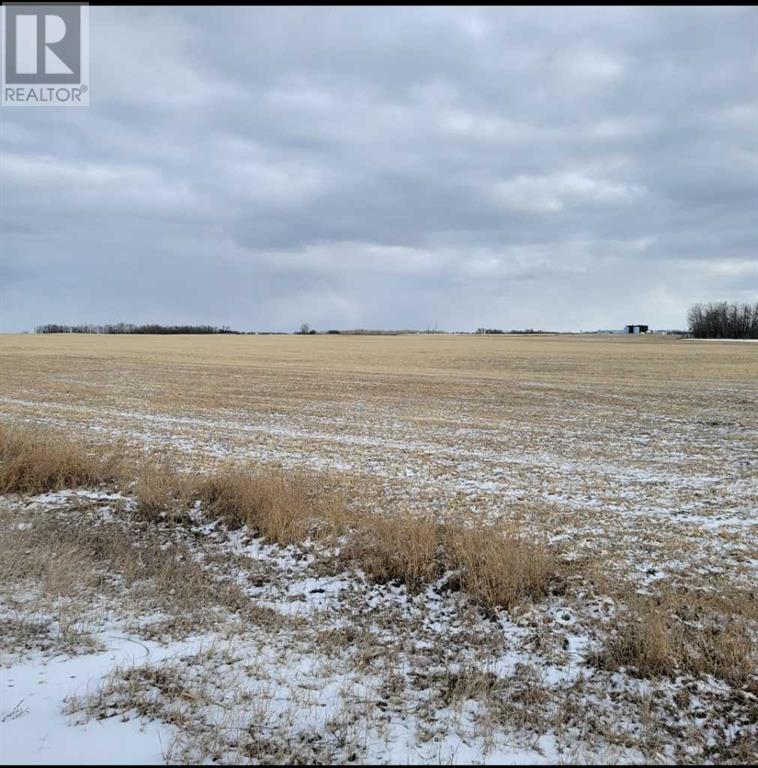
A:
[[1, 6, 756, 331]]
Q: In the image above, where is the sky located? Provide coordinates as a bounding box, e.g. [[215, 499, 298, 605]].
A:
[[1, 6, 756, 332]]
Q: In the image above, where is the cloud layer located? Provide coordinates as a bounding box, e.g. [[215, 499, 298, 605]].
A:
[[2, 6, 756, 331]]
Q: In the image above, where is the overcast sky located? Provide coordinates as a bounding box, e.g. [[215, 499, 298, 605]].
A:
[[1, 6, 756, 332]]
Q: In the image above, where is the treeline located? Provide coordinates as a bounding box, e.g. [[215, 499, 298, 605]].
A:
[[35, 324, 241, 335], [687, 302, 758, 339]]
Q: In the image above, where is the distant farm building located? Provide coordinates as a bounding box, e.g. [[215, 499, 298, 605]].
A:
[[625, 324, 649, 334]]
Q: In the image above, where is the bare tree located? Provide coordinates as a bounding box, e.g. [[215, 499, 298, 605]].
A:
[[687, 301, 758, 339]]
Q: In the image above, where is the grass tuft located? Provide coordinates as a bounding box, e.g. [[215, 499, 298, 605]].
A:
[[342, 512, 558, 611], [443, 523, 558, 612], [596, 593, 756, 687], [191, 469, 344, 545], [341, 512, 442, 590]]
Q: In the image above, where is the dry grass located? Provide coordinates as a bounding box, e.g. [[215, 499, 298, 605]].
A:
[[134, 463, 346, 545], [598, 606, 674, 677], [0, 612, 103, 657], [133, 457, 559, 612], [0, 333, 754, 614], [0, 507, 247, 622], [342, 512, 558, 610], [443, 524, 558, 612], [190, 469, 344, 545], [1, 421, 754, 763], [341, 512, 443, 590], [0, 423, 123, 494], [134, 462, 185, 521], [2, 424, 752, 685], [0, 424, 560, 615], [596, 591, 756, 687]]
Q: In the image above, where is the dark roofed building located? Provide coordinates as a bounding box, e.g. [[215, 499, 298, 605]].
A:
[[625, 324, 649, 334]]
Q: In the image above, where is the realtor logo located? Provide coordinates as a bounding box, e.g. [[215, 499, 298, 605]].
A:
[[2, 2, 89, 106]]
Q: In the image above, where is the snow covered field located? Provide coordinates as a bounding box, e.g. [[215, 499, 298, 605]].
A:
[[0, 333, 756, 763]]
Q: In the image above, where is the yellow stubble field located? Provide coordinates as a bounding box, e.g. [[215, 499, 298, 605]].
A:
[[1, 332, 756, 586]]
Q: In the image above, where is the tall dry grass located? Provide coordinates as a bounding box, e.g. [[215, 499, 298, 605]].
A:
[[134, 463, 189, 522], [1, 423, 560, 613], [341, 512, 443, 590], [190, 469, 344, 545], [134, 464, 345, 545], [144, 465, 558, 612], [0, 423, 123, 494], [443, 524, 558, 611], [341, 512, 558, 610]]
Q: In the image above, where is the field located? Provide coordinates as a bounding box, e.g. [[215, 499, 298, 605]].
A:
[[0, 333, 756, 764]]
